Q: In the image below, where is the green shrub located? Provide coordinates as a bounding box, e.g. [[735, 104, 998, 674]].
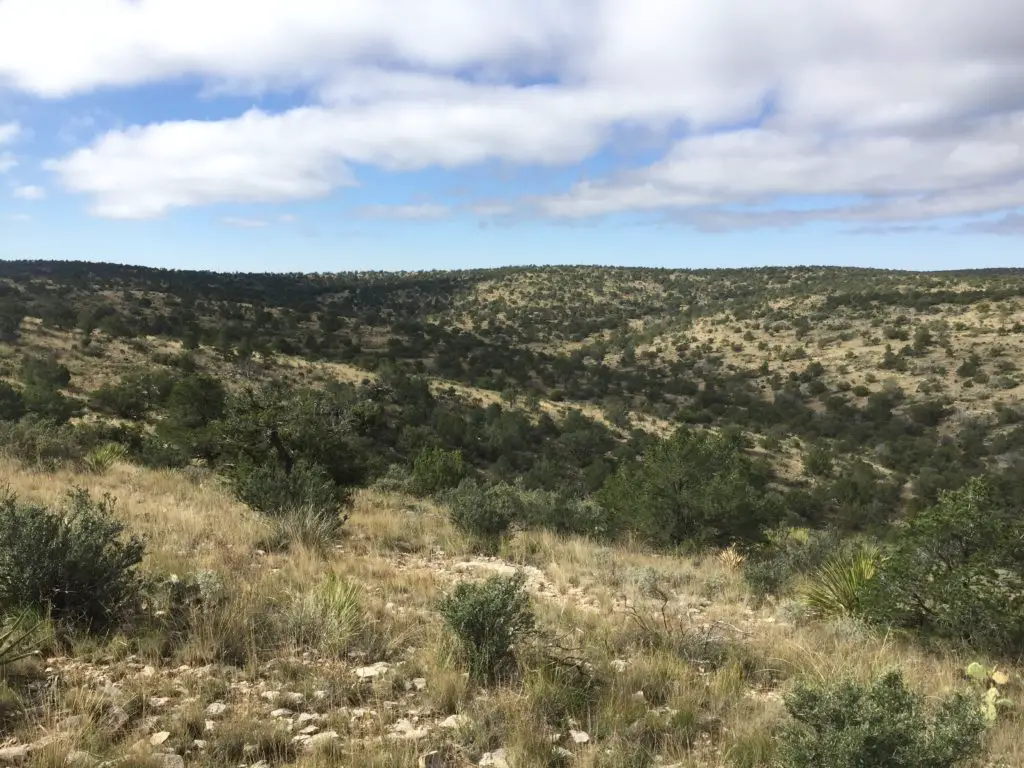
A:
[[866, 478, 1024, 656], [444, 479, 521, 552], [742, 527, 843, 604], [776, 670, 985, 768], [438, 571, 535, 685], [0, 383, 25, 421], [0, 488, 145, 631], [598, 428, 783, 548], [22, 386, 81, 424], [19, 354, 71, 389], [410, 446, 466, 496]]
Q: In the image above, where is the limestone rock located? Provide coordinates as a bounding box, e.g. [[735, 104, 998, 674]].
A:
[[204, 702, 228, 718]]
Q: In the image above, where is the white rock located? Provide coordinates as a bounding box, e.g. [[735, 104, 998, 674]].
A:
[[296, 713, 320, 725], [283, 692, 305, 707], [260, 690, 280, 701], [149, 732, 171, 746], [148, 697, 171, 709], [270, 708, 293, 719], [191, 740, 207, 750], [354, 661, 391, 680], [569, 729, 590, 745], [0, 745, 30, 764], [204, 702, 228, 717], [412, 677, 427, 691], [298, 725, 319, 736], [140, 665, 157, 678], [610, 659, 629, 672], [440, 714, 470, 730], [479, 749, 510, 768], [389, 718, 430, 740]]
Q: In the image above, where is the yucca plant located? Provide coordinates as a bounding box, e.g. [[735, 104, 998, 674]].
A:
[[82, 442, 129, 474], [800, 544, 882, 619], [0, 612, 42, 670]]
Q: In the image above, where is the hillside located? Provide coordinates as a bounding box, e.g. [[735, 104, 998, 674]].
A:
[[0, 261, 1023, 767]]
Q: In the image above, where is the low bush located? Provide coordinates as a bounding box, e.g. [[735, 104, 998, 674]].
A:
[[776, 669, 986, 768], [438, 571, 535, 685], [0, 488, 145, 631]]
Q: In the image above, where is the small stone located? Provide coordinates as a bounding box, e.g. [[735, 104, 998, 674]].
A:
[[204, 720, 216, 733], [283, 692, 305, 707], [149, 697, 171, 709], [296, 713, 320, 725], [155, 755, 184, 768], [0, 745, 30, 764], [191, 740, 207, 750], [260, 691, 280, 701], [150, 732, 171, 746], [250, 762, 270, 768], [389, 718, 430, 740], [412, 677, 427, 691], [205, 702, 228, 718], [140, 665, 157, 678], [479, 749, 510, 768], [298, 725, 319, 736], [440, 714, 470, 729], [610, 659, 628, 672], [354, 662, 390, 680], [631, 690, 646, 702], [270, 708, 293, 719], [569, 729, 590, 745], [554, 746, 575, 759]]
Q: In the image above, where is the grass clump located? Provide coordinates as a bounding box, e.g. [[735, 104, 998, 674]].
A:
[[438, 571, 535, 685]]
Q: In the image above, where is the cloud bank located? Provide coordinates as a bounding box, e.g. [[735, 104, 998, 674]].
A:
[[0, 0, 1022, 229]]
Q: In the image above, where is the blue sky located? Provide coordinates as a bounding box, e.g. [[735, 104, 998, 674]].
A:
[[2, 1, 1024, 273]]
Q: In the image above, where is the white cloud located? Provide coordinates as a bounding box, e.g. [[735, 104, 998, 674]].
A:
[[357, 203, 450, 220], [12, 184, 45, 200], [6, 213, 31, 222], [1, 1, 1022, 226], [221, 216, 268, 228], [0, 154, 15, 174], [0, 123, 19, 144]]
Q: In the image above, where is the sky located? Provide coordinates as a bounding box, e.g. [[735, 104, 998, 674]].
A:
[[1, 1, 1024, 273]]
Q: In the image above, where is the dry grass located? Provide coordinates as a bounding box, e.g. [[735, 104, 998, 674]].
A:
[[0, 458, 1021, 766]]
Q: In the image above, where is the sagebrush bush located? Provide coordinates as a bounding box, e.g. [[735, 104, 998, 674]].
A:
[[231, 457, 350, 517], [438, 571, 535, 684], [776, 670, 986, 768], [410, 446, 466, 496], [0, 487, 145, 631], [444, 479, 521, 552]]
